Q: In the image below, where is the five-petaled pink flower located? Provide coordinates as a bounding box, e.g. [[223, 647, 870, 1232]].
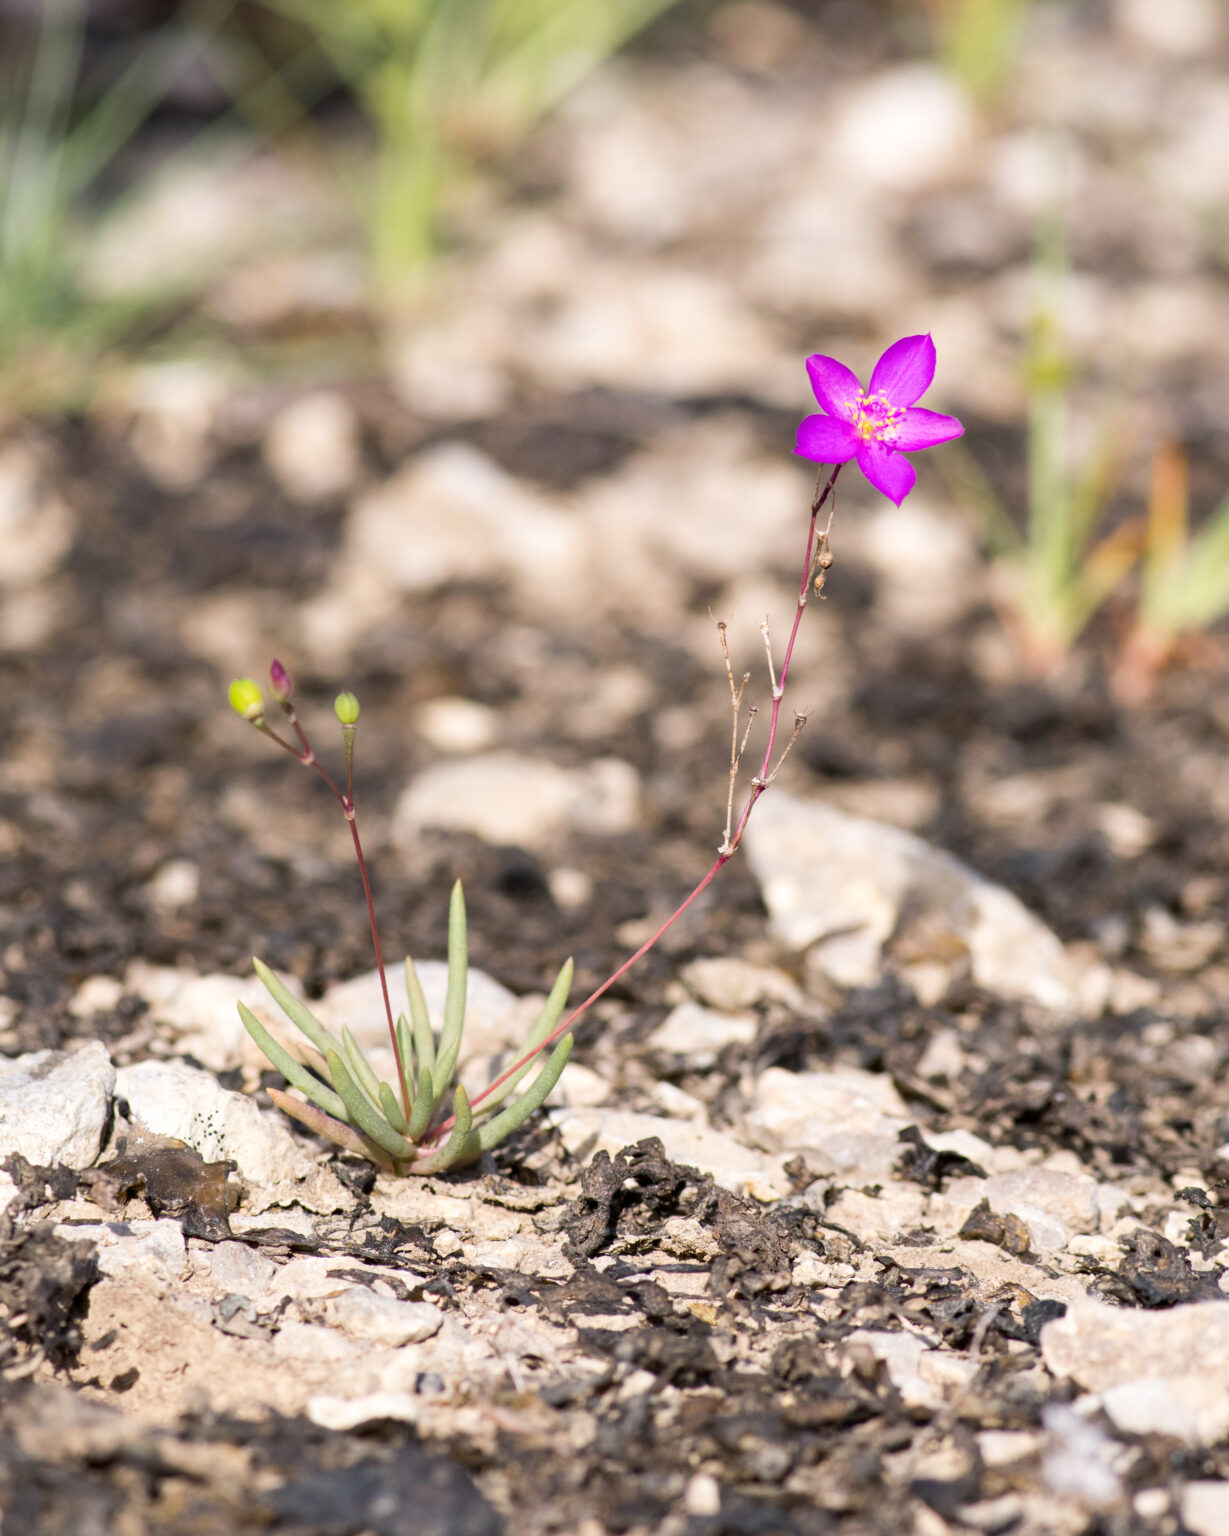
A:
[[794, 333, 963, 506]]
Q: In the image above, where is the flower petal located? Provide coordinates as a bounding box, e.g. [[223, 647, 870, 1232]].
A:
[[805, 354, 862, 420], [856, 440, 916, 505], [794, 413, 859, 465], [868, 333, 936, 406], [890, 406, 964, 452]]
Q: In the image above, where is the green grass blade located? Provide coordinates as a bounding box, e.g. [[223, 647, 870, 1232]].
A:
[[252, 958, 340, 1057], [404, 957, 435, 1077], [378, 1080, 409, 1134], [266, 1088, 395, 1171], [469, 1033, 573, 1155], [326, 1048, 418, 1160], [412, 1085, 474, 1174], [237, 1000, 348, 1121], [476, 958, 573, 1117], [407, 1063, 436, 1141]]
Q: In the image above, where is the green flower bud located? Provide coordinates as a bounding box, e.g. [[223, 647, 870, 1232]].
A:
[[334, 691, 360, 725], [229, 678, 265, 722]]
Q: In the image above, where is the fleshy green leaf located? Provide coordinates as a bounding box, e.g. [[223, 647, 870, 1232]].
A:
[[434, 880, 467, 1096], [404, 957, 435, 1079], [468, 1033, 573, 1156], [379, 1080, 409, 1134], [396, 1011, 414, 1097], [266, 1088, 394, 1172], [412, 1084, 474, 1174], [475, 958, 573, 1118], [407, 1063, 436, 1140], [253, 958, 340, 1057], [326, 1048, 418, 1160], [237, 1001, 348, 1121], [342, 1024, 382, 1106]]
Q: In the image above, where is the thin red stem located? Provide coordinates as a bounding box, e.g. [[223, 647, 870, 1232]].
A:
[[270, 705, 410, 1118], [426, 463, 842, 1145]]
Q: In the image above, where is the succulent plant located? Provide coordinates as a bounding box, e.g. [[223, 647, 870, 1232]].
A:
[[238, 881, 573, 1174]]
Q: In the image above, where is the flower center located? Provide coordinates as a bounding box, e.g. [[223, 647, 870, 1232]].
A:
[[848, 390, 905, 443]]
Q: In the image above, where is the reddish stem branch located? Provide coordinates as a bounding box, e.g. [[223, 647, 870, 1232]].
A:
[[428, 462, 843, 1143], [265, 707, 410, 1118]]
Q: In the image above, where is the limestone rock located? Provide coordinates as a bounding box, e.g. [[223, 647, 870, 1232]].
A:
[[0, 1041, 115, 1172], [393, 751, 640, 854], [324, 1290, 443, 1348], [1042, 1298, 1229, 1446], [744, 791, 1081, 1009], [114, 1058, 344, 1212]]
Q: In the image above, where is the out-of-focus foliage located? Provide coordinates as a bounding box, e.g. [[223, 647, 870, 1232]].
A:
[[256, 0, 679, 293], [1115, 447, 1229, 701], [977, 216, 1139, 672], [918, 0, 1033, 102], [0, 0, 223, 400]]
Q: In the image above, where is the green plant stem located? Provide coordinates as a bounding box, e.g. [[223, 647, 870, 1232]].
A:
[[429, 463, 842, 1142]]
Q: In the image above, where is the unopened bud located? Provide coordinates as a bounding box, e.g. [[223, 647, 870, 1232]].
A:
[[229, 678, 265, 722], [334, 691, 360, 725], [269, 658, 293, 702]]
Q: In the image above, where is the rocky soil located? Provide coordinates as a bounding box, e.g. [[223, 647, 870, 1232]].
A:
[[4, 1, 1229, 1532]]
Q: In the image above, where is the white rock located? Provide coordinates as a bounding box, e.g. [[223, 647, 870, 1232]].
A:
[[197, 1240, 277, 1297], [645, 1002, 757, 1067], [308, 1391, 421, 1431], [83, 147, 328, 300], [1183, 1482, 1229, 1536], [0, 440, 75, 589], [743, 1066, 910, 1154], [141, 859, 200, 914], [1102, 1376, 1229, 1447], [857, 499, 981, 636], [1150, 82, 1229, 207], [975, 1167, 1102, 1253], [386, 304, 514, 420], [115, 1058, 315, 1194], [528, 263, 782, 397], [57, 1219, 187, 1286], [1115, 0, 1221, 57], [1042, 1299, 1229, 1447], [123, 961, 306, 1073], [680, 957, 805, 1013], [394, 751, 640, 853], [107, 358, 238, 491], [413, 697, 498, 754], [744, 792, 1080, 1009], [827, 67, 973, 191], [324, 1290, 443, 1348], [1040, 1404, 1123, 1509], [845, 1329, 976, 1411], [345, 444, 584, 600], [264, 391, 360, 504], [272, 1320, 362, 1365], [749, 192, 913, 318], [580, 420, 805, 592], [546, 1107, 787, 1201], [0, 1042, 114, 1169], [824, 1185, 929, 1244]]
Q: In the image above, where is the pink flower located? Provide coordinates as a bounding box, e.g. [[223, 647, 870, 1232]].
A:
[[794, 333, 963, 506]]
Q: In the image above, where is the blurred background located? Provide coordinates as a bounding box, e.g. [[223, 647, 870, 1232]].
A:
[[3, 0, 1229, 1050]]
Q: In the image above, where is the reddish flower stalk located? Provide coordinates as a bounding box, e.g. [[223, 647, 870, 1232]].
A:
[[239, 668, 411, 1120], [427, 461, 843, 1142]]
